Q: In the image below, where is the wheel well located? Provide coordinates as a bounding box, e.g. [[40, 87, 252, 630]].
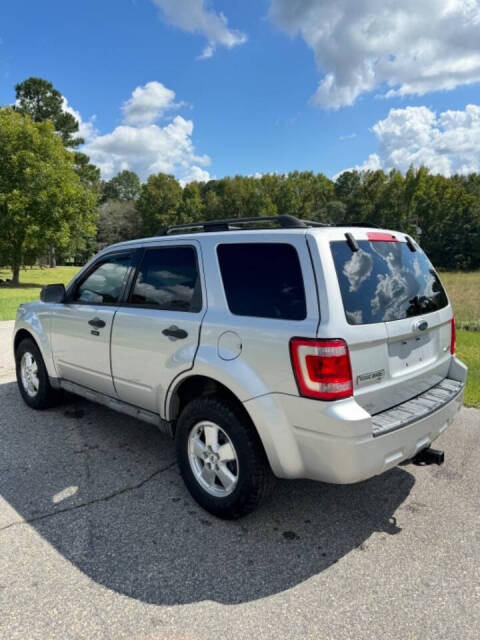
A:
[[14, 329, 36, 353], [170, 375, 253, 428]]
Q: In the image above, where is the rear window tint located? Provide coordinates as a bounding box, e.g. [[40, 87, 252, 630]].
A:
[[129, 246, 201, 312], [217, 243, 307, 320], [330, 240, 448, 325]]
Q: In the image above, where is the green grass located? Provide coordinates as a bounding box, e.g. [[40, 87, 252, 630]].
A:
[[440, 271, 480, 408], [1, 266, 479, 407], [0, 266, 79, 321], [440, 271, 480, 331], [456, 331, 480, 408]]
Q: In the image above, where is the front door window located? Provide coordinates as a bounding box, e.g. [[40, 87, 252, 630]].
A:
[[73, 254, 132, 304]]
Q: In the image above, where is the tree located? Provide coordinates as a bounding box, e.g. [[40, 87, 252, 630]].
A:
[[277, 171, 334, 220], [15, 77, 83, 147], [0, 108, 98, 283], [323, 200, 347, 224], [137, 173, 185, 235], [14, 77, 100, 266], [101, 170, 141, 203], [74, 152, 101, 192], [182, 182, 205, 220], [97, 200, 141, 248], [334, 170, 363, 222]]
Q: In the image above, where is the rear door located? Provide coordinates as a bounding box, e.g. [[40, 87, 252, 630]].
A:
[[110, 242, 204, 414], [326, 231, 453, 414]]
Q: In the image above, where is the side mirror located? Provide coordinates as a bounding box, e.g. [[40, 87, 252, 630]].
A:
[[40, 283, 66, 303]]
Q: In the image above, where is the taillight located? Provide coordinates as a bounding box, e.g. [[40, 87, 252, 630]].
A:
[[290, 338, 353, 401], [450, 317, 456, 355]]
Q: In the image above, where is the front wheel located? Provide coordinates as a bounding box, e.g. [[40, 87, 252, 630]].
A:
[[176, 396, 275, 519], [15, 338, 61, 409]]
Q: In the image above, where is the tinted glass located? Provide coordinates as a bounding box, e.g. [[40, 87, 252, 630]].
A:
[[130, 246, 201, 312], [74, 254, 132, 304], [217, 243, 306, 320], [330, 240, 449, 325]]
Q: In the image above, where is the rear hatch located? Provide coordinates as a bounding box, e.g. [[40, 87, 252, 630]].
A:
[[314, 229, 454, 415]]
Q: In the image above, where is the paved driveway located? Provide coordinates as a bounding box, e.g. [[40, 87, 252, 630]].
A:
[[0, 320, 479, 639]]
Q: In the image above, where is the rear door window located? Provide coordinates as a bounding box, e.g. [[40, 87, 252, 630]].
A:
[[217, 243, 306, 320], [129, 246, 201, 312], [330, 240, 448, 325]]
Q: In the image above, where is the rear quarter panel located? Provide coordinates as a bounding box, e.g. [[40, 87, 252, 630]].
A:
[[189, 231, 320, 397]]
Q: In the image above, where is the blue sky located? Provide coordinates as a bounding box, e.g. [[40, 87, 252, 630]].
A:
[[1, 0, 480, 183]]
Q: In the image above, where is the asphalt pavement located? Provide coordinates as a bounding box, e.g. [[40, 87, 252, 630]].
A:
[[0, 319, 479, 639]]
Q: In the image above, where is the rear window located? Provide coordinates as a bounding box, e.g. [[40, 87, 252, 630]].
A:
[[217, 243, 306, 320], [330, 240, 448, 325]]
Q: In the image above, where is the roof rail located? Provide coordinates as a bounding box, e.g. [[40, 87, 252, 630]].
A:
[[158, 214, 328, 235]]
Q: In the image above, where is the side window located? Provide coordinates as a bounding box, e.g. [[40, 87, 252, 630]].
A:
[[73, 254, 132, 304], [129, 246, 201, 312], [217, 243, 307, 320]]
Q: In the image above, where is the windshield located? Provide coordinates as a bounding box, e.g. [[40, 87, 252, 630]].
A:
[[330, 240, 449, 325]]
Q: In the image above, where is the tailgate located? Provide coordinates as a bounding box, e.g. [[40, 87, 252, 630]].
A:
[[327, 231, 454, 414]]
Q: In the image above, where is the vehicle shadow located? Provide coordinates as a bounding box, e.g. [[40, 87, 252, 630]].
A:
[[0, 380, 415, 606]]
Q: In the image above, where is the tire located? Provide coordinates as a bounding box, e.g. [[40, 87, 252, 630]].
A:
[[15, 338, 62, 409], [176, 395, 275, 519]]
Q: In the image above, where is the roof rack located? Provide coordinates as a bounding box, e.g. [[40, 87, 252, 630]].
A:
[[157, 215, 378, 236], [158, 215, 328, 236]]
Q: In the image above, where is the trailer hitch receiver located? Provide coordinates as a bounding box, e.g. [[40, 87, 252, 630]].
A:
[[413, 447, 445, 466]]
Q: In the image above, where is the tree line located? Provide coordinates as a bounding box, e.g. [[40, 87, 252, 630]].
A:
[[96, 164, 480, 272], [1, 76, 480, 284]]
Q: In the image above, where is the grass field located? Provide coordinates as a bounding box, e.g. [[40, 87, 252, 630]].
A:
[[439, 272, 480, 406], [456, 330, 480, 408], [440, 271, 480, 330], [1, 266, 479, 407], [0, 266, 79, 321]]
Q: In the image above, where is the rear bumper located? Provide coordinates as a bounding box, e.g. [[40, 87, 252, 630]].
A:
[[244, 356, 467, 484]]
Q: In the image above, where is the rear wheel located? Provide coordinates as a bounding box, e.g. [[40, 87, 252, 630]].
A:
[[15, 338, 61, 409], [176, 395, 275, 519]]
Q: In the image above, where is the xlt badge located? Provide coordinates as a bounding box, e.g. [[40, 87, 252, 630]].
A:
[[357, 369, 385, 386]]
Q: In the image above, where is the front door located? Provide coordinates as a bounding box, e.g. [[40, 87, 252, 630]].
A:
[[51, 251, 134, 396], [111, 243, 204, 414]]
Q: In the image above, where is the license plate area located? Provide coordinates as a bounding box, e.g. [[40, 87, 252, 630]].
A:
[[388, 332, 437, 376]]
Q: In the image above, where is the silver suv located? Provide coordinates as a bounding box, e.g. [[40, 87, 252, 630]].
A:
[[14, 215, 467, 518]]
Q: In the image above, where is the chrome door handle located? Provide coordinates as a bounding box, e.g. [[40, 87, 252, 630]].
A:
[[162, 325, 188, 339], [88, 317, 106, 328]]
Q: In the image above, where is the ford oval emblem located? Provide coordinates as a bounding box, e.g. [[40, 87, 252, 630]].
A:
[[415, 319, 428, 332]]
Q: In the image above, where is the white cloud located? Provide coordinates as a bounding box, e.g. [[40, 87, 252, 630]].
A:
[[62, 98, 98, 142], [343, 249, 373, 292], [336, 104, 480, 178], [152, 0, 247, 59], [179, 165, 211, 185], [122, 81, 177, 125], [78, 82, 211, 183], [346, 310, 363, 324], [373, 104, 480, 176], [84, 115, 210, 182], [269, 0, 480, 108], [333, 153, 381, 180]]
